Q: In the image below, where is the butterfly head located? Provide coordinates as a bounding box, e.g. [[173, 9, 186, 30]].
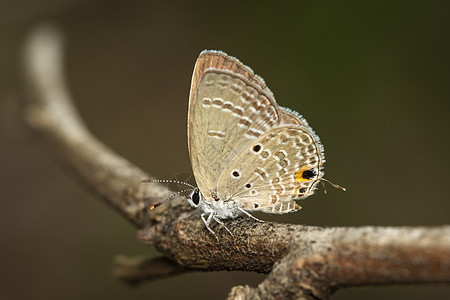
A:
[[141, 178, 204, 210]]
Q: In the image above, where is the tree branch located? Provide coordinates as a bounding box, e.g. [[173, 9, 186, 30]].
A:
[[21, 25, 450, 300], [22, 24, 157, 227], [113, 255, 190, 286], [229, 226, 450, 299]]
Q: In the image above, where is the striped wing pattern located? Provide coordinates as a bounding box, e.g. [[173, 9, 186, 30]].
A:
[[188, 50, 324, 214]]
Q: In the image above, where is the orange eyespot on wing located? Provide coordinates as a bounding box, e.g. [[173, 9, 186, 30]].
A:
[[295, 166, 317, 183]]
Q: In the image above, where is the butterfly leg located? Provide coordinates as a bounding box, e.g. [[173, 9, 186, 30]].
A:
[[212, 215, 233, 237], [201, 212, 219, 241], [238, 207, 265, 223]]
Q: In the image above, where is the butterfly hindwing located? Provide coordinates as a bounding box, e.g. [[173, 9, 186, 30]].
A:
[[217, 125, 324, 213]]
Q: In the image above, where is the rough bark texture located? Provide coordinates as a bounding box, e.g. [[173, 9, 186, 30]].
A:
[[21, 25, 450, 300]]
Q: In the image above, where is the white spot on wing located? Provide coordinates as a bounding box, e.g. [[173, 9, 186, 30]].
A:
[[207, 130, 225, 139], [212, 97, 224, 107], [202, 97, 212, 106]]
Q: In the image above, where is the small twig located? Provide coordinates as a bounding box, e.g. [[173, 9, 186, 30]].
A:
[[113, 255, 190, 286]]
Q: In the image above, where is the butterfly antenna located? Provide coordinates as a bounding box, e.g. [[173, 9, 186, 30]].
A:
[[147, 188, 194, 210], [319, 177, 346, 192], [321, 180, 327, 194], [141, 178, 195, 189]]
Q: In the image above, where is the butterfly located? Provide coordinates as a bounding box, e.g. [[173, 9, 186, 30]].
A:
[[144, 50, 344, 237]]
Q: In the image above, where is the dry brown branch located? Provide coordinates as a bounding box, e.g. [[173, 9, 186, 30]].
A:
[[21, 25, 450, 300], [113, 255, 190, 286]]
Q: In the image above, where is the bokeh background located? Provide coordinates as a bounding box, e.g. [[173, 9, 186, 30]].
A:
[[1, 0, 449, 299]]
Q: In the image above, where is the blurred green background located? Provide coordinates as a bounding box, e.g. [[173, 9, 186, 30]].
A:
[[1, 0, 449, 299]]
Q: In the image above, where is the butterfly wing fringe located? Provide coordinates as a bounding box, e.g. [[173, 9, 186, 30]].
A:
[[256, 200, 302, 214]]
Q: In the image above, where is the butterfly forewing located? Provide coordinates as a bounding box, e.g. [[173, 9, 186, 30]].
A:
[[189, 70, 279, 199]]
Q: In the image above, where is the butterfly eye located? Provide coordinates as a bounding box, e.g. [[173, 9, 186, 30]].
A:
[[191, 189, 201, 206], [302, 169, 316, 180]]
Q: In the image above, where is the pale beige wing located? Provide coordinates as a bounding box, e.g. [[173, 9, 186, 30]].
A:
[[188, 51, 314, 131], [188, 50, 324, 210], [217, 125, 324, 214], [188, 69, 282, 200], [188, 50, 274, 156]]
